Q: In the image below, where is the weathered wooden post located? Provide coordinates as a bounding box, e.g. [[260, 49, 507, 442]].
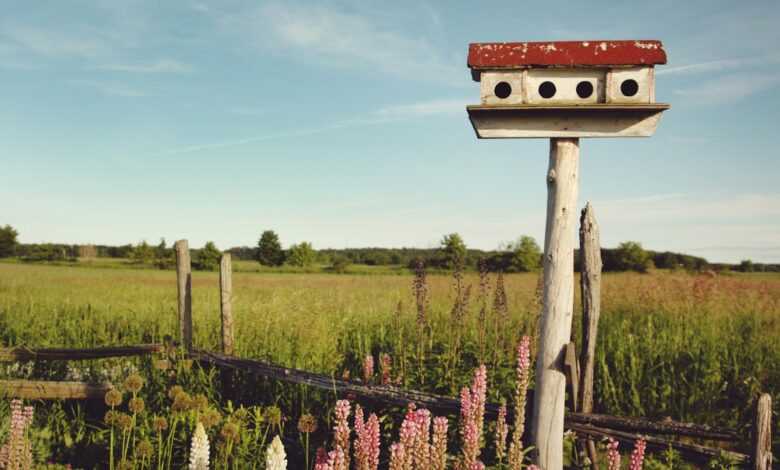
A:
[[466, 40, 669, 469], [175, 240, 193, 352], [219, 253, 234, 356], [752, 393, 773, 470], [579, 202, 602, 466]]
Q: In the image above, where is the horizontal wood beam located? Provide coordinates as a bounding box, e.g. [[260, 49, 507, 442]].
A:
[[0, 380, 112, 400], [0, 344, 165, 362], [191, 350, 741, 442]]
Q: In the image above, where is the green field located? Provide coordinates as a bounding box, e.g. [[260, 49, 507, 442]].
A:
[[0, 261, 778, 468]]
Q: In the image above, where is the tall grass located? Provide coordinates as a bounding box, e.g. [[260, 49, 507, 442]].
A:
[[0, 263, 778, 463]]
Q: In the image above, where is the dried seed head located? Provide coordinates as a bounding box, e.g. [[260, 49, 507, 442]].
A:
[[201, 408, 222, 430], [123, 374, 144, 394], [135, 439, 153, 459], [104, 388, 123, 407], [128, 397, 145, 414], [297, 414, 318, 434], [152, 416, 169, 432], [168, 385, 184, 401]]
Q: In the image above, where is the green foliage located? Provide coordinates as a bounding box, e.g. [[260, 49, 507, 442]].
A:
[[738, 259, 754, 273], [0, 225, 19, 258], [614, 241, 653, 273], [193, 242, 221, 271], [21, 244, 70, 263], [440, 233, 467, 269], [509, 235, 541, 272], [257, 230, 285, 267], [328, 255, 350, 273], [287, 242, 316, 267], [129, 241, 155, 265]]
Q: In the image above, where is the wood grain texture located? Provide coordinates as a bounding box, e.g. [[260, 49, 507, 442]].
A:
[[753, 393, 773, 470], [532, 138, 580, 470], [0, 344, 163, 362], [219, 254, 234, 356], [0, 380, 112, 400], [175, 240, 192, 352]]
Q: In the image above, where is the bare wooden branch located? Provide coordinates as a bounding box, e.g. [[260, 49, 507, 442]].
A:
[[0, 344, 164, 362], [752, 393, 772, 470], [567, 412, 741, 441], [533, 137, 580, 470], [568, 423, 748, 466], [0, 380, 112, 400], [579, 201, 602, 467], [175, 240, 193, 352]]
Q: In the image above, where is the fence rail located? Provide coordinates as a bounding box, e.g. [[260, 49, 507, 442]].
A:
[[0, 344, 165, 362]]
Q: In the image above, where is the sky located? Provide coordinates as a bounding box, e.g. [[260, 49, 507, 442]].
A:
[[1, 0, 779, 264]]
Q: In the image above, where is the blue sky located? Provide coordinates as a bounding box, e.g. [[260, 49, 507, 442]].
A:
[[1, 0, 779, 263]]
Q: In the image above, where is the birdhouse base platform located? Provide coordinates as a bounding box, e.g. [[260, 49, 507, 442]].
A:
[[467, 104, 670, 138]]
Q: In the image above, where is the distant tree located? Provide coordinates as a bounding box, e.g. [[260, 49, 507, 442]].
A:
[[440, 233, 467, 269], [257, 230, 285, 266], [21, 244, 67, 262], [287, 242, 316, 267], [194, 241, 221, 271], [738, 259, 755, 273], [154, 238, 175, 269], [130, 241, 155, 265], [614, 241, 653, 273], [329, 254, 350, 273], [0, 225, 19, 258], [509, 235, 542, 272]]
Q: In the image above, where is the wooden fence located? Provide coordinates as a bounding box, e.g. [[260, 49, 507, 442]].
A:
[[0, 223, 773, 469]]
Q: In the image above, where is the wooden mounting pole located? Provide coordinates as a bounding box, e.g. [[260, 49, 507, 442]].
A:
[[175, 240, 193, 352], [579, 202, 602, 467], [219, 253, 234, 356], [532, 138, 580, 470], [752, 393, 772, 470]]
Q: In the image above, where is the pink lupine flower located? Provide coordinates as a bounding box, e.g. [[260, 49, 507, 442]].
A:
[[606, 438, 621, 470], [459, 365, 488, 469], [629, 438, 646, 470], [0, 399, 34, 470], [353, 406, 380, 470], [389, 443, 406, 470], [527, 465, 540, 470], [431, 417, 448, 470], [327, 448, 346, 470], [380, 353, 392, 385], [495, 403, 508, 463], [469, 462, 485, 470], [314, 447, 330, 470], [398, 410, 418, 470], [412, 409, 431, 468], [333, 400, 351, 470], [508, 336, 532, 470], [362, 355, 375, 383]]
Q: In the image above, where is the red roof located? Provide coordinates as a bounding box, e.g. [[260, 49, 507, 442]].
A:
[[468, 40, 667, 70]]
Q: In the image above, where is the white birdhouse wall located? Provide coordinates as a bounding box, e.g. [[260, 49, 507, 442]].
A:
[[480, 66, 655, 105]]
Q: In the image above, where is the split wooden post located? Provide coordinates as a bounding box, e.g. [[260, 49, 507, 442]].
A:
[[532, 137, 580, 470], [752, 393, 772, 470], [579, 202, 602, 467], [175, 240, 193, 352], [219, 254, 234, 356]]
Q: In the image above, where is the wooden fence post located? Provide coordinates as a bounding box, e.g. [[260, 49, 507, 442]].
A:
[[579, 202, 602, 467], [532, 137, 580, 470], [220, 254, 234, 356], [175, 240, 193, 352], [752, 393, 772, 470]]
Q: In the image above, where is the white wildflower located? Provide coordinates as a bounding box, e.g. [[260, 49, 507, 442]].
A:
[[189, 422, 210, 470], [265, 435, 287, 470]]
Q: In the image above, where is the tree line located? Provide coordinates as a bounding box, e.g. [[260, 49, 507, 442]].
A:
[[1, 224, 778, 273]]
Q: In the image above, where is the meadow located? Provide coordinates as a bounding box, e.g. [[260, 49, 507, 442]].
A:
[[0, 261, 777, 468]]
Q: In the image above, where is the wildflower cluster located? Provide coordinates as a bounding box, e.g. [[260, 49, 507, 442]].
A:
[[0, 399, 34, 470]]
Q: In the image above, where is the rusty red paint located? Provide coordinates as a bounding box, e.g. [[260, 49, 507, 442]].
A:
[[468, 40, 666, 70]]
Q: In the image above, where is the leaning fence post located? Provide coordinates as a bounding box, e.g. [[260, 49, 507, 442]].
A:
[[752, 393, 772, 470], [175, 240, 193, 352], [219, 253, 234, 356], [579, 202, 602, 467]]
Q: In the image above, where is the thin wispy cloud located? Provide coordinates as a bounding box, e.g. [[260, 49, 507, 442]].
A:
[[71, 79, 147, 97], [374, 98, 470, 118], [236, 3, 461, 84], [658, 54, 780, 76], [154, 97, 469, 157], [94, 59, 193, 74], [2, 25, 108, 58], [673, 73, 780, 105]]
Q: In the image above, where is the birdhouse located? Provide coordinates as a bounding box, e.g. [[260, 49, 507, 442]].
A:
[[467, 40, 669, 138]]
